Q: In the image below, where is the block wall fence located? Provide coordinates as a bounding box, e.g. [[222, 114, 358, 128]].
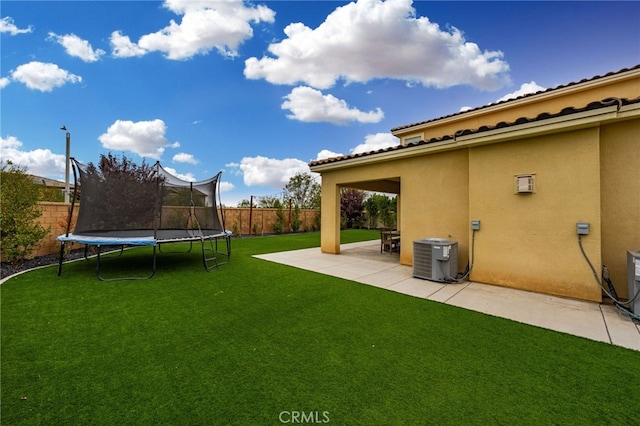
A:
[[31, 203, 321, 258]]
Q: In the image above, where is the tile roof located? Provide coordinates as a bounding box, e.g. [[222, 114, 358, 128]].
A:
[[390, 64, 640, 133], [309, 96, 640, 168], [29, 174, 66, 188]]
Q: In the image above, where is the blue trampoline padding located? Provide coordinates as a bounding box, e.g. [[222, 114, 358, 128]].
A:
[[57, 230, 232, 247], [57, 234, 157, 246]]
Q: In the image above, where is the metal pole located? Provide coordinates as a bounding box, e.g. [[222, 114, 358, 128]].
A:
[[248, 195, 253, 237], [65, 131, 70, 204], [60, 126, 70, 204]]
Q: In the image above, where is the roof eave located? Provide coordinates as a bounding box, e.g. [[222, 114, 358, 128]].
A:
[[391, 66, 640, 136], [310, 103, 639, 173]]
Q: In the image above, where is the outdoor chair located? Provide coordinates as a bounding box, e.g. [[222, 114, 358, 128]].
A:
[[380, 228, 400, 254]]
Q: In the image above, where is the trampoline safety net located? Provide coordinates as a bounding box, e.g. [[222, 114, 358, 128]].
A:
[[72, 158, 224, 238], [57, 157, 230, 279]]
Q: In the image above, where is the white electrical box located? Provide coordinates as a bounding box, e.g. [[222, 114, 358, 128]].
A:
[[577, 222, 590, 235]]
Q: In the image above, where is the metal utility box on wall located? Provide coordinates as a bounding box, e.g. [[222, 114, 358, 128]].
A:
[[628, 250, 640, 314], [413, 238, 458, 283]]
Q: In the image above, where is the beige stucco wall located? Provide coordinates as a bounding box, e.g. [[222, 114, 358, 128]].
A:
[[315, 68, 639, 302], [319, 150, 469, 271], [400, 150, 469, 270], [468, 128, 602, 301], [320, 173, 342, 254], [317, 116, 638, 302], [600, 119, 640, 298]]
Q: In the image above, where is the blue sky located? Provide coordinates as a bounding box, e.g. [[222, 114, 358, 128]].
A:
[[1, 0, 639, 206]]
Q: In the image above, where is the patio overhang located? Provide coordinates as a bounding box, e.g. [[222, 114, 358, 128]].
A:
[[339, 178, 400, 194]]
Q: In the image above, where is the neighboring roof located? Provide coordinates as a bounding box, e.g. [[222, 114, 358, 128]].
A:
[[309, 96, 640, 168], [390, 64, 640, 133], [29, 175, 66, 188]]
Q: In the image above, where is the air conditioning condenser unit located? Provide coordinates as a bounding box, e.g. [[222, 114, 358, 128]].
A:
[[413, 238, 458, 283]]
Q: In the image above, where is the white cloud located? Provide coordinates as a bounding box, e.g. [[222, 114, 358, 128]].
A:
[[0, 77, 10, 89], [0, 135, 66, 177], [114, 0, 275, 60], [458, 81, 547, 112], [98, 119, 179, 160], [47, 32, 105, 62], [0, 17, 33, 35], [282, 86, 384, 125], [162, 166, 196, 182], [350, 132, 399, 155], [230, 155, 310, 188], [219, 181, 234, 192], [245, 0, 510, 90], [316, 149, 343, 161], [10, 61, 82, 92], [172, 152, 198, 164], [495, 81, 546, 103], [109, 31, 148, 58]]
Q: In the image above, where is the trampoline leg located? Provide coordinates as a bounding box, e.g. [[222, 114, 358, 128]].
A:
[[95, 245, 157, 281], [158, 241, 194, 254], [57, 242, 66, 276]]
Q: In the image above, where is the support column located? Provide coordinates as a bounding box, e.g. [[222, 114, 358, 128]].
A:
[[320, 180, 341, 254]]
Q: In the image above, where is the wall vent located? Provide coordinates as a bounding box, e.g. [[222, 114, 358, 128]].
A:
[[413, 238, 458, 283], [515, 174, 535, 194]]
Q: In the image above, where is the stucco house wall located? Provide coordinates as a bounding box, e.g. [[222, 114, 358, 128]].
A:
[[311, 65, 640, 302], [468, 128, 602, 301], [600, 119, 640, 298], [400, 151, 469, 271]]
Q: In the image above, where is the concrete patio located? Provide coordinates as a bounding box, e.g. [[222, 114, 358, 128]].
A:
[[255, 240, 640, 352]]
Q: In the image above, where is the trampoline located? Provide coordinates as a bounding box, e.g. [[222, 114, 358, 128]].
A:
[[57, 157, 231, 280]]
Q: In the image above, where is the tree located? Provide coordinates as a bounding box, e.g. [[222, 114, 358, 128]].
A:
[[363, 195, 380, 228], [258, 195, 281, 208], [272, 199, 285, 234], [80, 153, 160, 232], [0, 161, 50, 264], [379, 195, 397, 228], [283, 172, 321, 209], [364, 193, 397, 228], [291, 204, 301, 232], [237, 199, 252, 208], [340, 188, 365, 229]]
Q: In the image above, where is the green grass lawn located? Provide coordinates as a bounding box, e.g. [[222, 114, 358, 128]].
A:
[[2, 230, 639, 425]]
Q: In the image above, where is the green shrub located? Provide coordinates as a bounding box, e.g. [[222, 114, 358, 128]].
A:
[[273, 201, 285, 234], [291, 205, 301, 232], [0, 162, 50, 264], [312, 211, 321, 231]]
